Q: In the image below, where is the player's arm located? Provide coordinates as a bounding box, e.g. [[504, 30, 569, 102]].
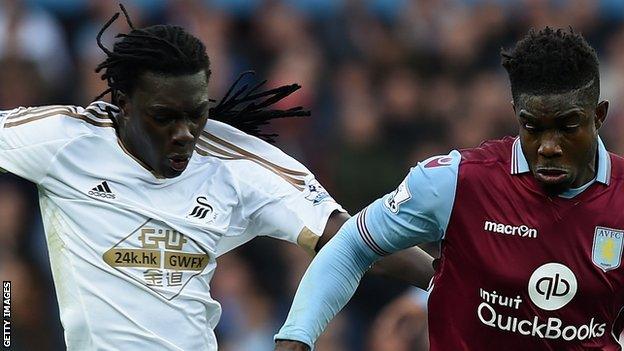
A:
[[207, 118, 345, 257], [318, 211, 434, 290], [274, 151, 460, 350], [209, 118, 435, 288]]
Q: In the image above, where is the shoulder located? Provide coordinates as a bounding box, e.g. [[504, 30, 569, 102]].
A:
[[402, 150, 461, 198], [460, 136, 516, 162], [457, 136, 516, 166], [449, 137, 519, 191], [0, 101, 116, 145], [196, 119, 312, 194], [200, 119, 312, 176], [608, 151, 624, 166], [608, 152, 624, 182], [382, 150, 460, 215]]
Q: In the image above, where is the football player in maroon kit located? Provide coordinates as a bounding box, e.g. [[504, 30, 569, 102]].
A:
[[275, 27, 624, 350]]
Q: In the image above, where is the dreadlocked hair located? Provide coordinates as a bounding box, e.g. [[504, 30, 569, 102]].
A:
[[501, 27, 600, 105], [209, 71, 310, 143], [95, 4, 310, 142], [95, 5, 210, 106]]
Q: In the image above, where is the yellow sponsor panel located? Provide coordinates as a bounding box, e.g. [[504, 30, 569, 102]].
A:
[[164, 252, 209, 271], [103, 249, 161, 268]]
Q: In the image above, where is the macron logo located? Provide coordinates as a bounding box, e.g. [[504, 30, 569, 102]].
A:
[[484, 220, 537, 239]]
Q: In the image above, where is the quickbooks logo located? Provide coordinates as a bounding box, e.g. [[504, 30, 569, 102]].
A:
[[484, 220, 537, 239]]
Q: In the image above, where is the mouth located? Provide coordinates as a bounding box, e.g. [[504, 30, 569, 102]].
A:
[[167, 153, 192, 172], [534, 167, 569, 185]]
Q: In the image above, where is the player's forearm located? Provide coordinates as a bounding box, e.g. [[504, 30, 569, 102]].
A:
[[317, 211, 434, 289], [370, 245, 434, 289], [275, 217, 377, 349], [274, 340, 309, 351]]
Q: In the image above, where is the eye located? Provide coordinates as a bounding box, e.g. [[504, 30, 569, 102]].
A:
[[562, 124, 580, 133], [153, 115, 171, 124], [523, 122, 537, 133]]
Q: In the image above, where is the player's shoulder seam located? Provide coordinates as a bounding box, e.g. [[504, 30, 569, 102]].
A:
[[608, 151, 624, 164], [0, 108, 110, 153], [201, 120, 309, 172], [605, 153, 624, 183], [458, 157, 507, 167], [195, 129, 310, 192], [2, 104, 115, 130], [458, 144, 514, 167]]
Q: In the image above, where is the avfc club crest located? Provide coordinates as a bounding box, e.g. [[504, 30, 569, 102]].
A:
[[592, 226, 624, 272]]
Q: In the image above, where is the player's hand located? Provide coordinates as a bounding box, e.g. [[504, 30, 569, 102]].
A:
[[274, 340, 310, 351]]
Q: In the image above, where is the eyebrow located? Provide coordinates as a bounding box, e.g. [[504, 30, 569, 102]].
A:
[[518, 108, 584, 120], [149, 101, 210, 115], [518, 110, 535, 119], [148, 105, 177, 113], [553, 108, 584, 119]]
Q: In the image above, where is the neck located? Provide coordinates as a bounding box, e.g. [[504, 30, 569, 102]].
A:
[[117, 132, 163, 179], [572, 144, 599, 189]]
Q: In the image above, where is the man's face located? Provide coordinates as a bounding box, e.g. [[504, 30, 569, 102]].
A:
[[118, 70, 210, 178], [515, 90, 608, 194]]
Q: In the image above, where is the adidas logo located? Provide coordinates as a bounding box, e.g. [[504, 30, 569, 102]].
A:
[[88, 181, 116, 199]]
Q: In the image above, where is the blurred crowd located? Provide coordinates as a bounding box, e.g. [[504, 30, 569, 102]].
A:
[[2, 0, 624, 350]]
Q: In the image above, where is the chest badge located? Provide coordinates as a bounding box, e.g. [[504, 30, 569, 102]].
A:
[[592, 226, 624, 272], [187, 196, 217, 224], [102, 220, 210, 300]]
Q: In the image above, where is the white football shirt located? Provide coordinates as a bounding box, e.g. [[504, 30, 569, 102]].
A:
[[0, 102, 343, 350]]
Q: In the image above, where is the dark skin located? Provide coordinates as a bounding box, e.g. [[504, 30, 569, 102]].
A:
[[116, 70, 211, 179], [275, 88, 609, 351], [515, 88, 608, 194]]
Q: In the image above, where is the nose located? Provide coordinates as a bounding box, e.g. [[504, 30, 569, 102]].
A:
[[537, 134, 563, 159], [171, 121, 194, 146]]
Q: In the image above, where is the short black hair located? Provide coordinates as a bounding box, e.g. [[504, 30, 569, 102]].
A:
[[501, 27, 600, 105], [95, 7, 210, 104]]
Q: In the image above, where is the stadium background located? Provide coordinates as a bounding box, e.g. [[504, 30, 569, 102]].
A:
[[1, 0, 624, 349]]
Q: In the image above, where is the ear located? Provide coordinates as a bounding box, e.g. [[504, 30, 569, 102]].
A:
[[116, 91, 131, 125], [594, 100, 609, 130], [511, 100, 516, 114]]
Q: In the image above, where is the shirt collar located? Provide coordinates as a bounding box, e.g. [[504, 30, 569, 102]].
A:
[[510, 136, 611, 185]]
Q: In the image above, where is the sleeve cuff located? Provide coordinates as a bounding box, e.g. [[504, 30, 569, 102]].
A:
[[274, 329, 315, 351], [297, 226, 321, 257]]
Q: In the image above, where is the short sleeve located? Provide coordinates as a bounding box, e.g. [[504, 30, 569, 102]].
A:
[[0, 105, 97, 184], [204, 119, 345, 257], [215, 168, 344, 257], [357, 151, 461, 256]]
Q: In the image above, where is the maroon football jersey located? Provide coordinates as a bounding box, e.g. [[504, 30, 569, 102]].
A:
[[428, 137, 624, 350]]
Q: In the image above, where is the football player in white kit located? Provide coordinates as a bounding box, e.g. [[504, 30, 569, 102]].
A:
[[0, 7, 434, 350]]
